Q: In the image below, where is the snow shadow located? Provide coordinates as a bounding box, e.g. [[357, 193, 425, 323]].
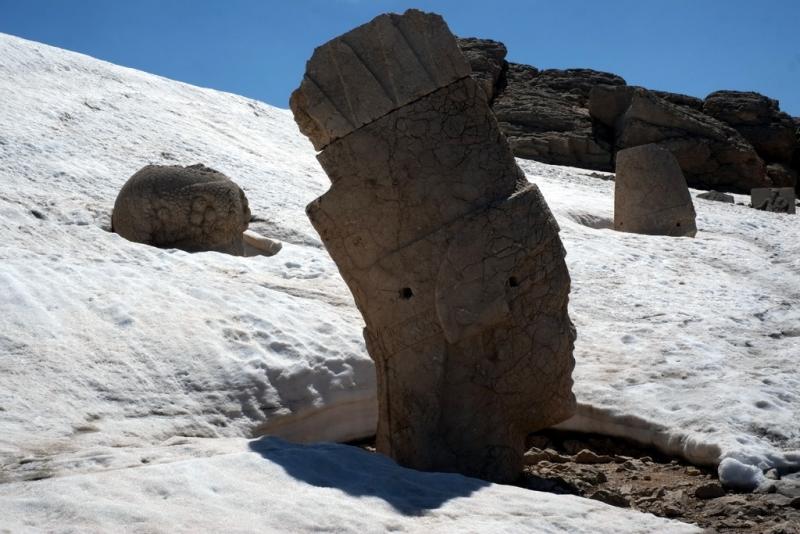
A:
[[248, 436, 489, 515]]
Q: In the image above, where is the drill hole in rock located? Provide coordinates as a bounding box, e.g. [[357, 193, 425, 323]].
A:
[[399, 287, 414, 300]]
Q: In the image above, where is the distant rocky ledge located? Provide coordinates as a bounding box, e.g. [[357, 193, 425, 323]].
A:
[[458, 37, 800, 194]]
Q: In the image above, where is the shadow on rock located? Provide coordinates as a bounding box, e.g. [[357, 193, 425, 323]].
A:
[[248, 436, 489, 516]]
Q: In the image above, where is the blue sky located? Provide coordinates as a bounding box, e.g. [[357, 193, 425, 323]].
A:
[[1, 0, 799, 115]]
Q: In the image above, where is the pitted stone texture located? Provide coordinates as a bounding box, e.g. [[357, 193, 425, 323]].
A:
[[614, 144, 697, 237], [112, 164, 251, 254], [289, 9, 471, 151], [295, 10, 575, 483], [751, 187, 796, 214]]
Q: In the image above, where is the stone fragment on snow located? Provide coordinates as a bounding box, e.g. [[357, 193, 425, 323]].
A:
[[696, 190, 734, 203], [614, 144, 697, 237]]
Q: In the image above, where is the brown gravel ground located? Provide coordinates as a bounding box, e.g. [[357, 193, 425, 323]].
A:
[[356, 429, 800, 533]]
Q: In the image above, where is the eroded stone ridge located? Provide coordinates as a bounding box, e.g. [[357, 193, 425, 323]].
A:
[[614, 144, 697, 237], [293, 10, 576, 483], [290, 9, 471, 151]]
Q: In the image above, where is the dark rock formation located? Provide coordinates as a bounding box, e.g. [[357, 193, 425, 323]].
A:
[[703, 91, 798, 166], [112, 164, 251, 254], [651, 90, 704, 112], [492, 64, 622, 171], [456, 37, 507, 102], [292, 10, 576, 483], [590, 85, 768, 192], [457, 36, 798, 193], [696, 190, 734, 204], [614, 144, 697, 237]]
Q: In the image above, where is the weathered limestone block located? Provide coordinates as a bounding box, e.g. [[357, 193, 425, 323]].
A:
[[614, 144, 697, 237], [290, 9, 471, 151], [112, 164, 251, 254], [751, 187, 796, 214], [292, 10, 576, 483]]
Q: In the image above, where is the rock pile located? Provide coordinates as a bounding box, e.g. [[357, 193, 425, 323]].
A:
[[292, 10, 576, 483], [613, 144, 697, 237]]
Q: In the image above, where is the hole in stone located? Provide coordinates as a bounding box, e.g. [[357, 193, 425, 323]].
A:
[[676, 222, 681, 227], [508, 276, 519, 288], [399, 287, 413, 300]]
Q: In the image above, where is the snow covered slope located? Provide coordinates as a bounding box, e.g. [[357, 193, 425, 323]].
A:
[[0, 31, 377, 465], [0, 27, 796, 530]]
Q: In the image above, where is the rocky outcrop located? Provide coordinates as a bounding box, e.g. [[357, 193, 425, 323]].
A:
[[703, 91, 798, 166], [456, 37, 507, 102], [696, 190, 734, 204], [457, 37, 798, 193], [292, 10, 576, 483], [651, 90, 704, 112], [614, 144, 697, 237], [112, 164, 251, 254], [589, 85, 768, 192], [492, 64, 622, 171]]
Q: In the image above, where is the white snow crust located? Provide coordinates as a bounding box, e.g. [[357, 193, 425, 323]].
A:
[[0, 30, 795, 530]]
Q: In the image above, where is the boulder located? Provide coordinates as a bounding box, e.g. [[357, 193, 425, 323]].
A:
[[614, 144, 697, 237], [112, 164, 251, 254], [590, 85, 768, 193], [456, 37, 507, 102], [696, 190, 734, 204], [751, 187, 796, 214], [292, 10, 576, 483], [703, 91, 798, 167], [492, 64, 622, 171]]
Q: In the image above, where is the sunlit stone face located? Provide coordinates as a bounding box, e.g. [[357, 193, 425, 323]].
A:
[[292, 8, 576, 483]]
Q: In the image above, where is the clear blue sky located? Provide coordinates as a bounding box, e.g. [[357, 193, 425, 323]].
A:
[[1, 0, 799, 115]]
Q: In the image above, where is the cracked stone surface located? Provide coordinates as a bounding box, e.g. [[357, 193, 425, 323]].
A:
[[292, 9, 576, 483], [289, 9, 471, 151], [112, 164, 251, 254], [751, 187, 796, 214], [614, 144, 697, 237]]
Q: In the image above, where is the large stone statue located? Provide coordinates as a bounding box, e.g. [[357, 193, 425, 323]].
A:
[[290, 9, 576, 483]]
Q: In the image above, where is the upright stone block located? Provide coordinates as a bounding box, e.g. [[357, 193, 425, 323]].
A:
[[614, 144, 698, 237], [291, 10, 576, 483], [290, 10, 471, 151], [751, 187, 796, 214]]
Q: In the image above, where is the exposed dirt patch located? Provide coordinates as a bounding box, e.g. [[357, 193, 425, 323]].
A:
[[354, 429, 800, 533]]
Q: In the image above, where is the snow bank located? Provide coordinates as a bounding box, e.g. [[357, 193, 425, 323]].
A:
[[0, 437, 699, 533], [0, 32, 376, 469]]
